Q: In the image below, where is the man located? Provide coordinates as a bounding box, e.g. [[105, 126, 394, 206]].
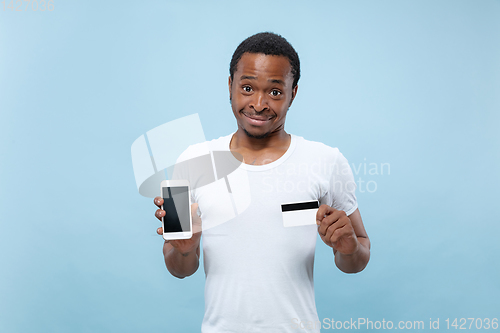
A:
[[154, 32, 370, 332]]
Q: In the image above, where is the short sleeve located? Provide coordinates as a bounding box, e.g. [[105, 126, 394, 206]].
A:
[[324, 150, 358, 216], [169, 142, 213, 205]]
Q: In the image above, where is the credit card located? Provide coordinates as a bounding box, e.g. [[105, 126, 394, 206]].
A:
[[281, 200, 320, 227]]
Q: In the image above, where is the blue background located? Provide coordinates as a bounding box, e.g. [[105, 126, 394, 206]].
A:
[[1, 0, 499, 332]]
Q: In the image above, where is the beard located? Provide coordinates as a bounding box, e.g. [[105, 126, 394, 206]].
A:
[[243, 127, 271, 139]]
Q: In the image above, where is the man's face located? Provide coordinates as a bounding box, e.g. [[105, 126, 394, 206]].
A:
[[229, 53, 297, 139]]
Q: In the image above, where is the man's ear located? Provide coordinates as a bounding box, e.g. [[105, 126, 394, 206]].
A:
[[228, 75, 232, 101], [289, 85, 298, 107]]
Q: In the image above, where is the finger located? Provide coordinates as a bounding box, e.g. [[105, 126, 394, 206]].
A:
[[157, 227, 163, 235], [154, 197, 164, 208], [191, 203, 202, 234], [318, 232, 330, 247], [318, 210, 346, 235], [329, 218, 356, 247], [155, 208, 165, 221], [324, 216, 350, 242], [330, 227, 352, 247], [191, 203, 199, 218], [316, 204, 333, 224]]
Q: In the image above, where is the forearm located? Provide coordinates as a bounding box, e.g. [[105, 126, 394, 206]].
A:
[[163, 242, 200, 279], [334, 237, 370, 273]]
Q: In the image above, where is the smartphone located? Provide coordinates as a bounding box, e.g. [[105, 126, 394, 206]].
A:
[[160, 180, 192, 240]]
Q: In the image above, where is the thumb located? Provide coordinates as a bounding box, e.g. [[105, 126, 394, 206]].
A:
[[191, 203, 202, 234]]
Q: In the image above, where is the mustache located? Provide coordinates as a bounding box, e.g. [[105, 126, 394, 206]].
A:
[[240, 110, 275, 118]]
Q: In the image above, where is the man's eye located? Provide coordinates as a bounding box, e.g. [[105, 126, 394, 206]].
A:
[[271, 90, 281, 97], [243, 86, 252, 92]]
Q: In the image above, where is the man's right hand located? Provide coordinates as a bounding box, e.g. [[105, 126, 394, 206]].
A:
[[154, 196, 202, 278], [154, 197, 202, 256]]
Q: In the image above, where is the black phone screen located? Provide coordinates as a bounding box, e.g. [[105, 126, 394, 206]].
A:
[[162, 186, 190, 233]]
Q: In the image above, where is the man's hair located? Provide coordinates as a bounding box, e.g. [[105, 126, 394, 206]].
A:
[[229, 32, 300, 89]]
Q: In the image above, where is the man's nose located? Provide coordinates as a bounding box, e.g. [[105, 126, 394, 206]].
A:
[[249, 92, 269, 112]]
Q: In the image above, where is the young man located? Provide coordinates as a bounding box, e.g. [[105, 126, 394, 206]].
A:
[[154, 32, 370, 332]]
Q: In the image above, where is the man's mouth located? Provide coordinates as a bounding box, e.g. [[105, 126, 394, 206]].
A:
[[241, 112, 274, 126]]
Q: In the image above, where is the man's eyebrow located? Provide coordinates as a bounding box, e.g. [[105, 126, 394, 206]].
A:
[[240, 75, 257, 80], [268, 79, 285, 85], [239, 76, 286, 86]]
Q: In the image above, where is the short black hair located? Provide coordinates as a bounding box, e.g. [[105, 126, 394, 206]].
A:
[[229, 32, 300, 89]]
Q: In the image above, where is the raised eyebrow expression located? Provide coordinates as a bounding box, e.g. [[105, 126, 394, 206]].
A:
[[239, 75, 286, 87]]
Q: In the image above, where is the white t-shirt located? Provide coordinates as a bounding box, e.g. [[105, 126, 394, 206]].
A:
[[174, 133, 358, 333]]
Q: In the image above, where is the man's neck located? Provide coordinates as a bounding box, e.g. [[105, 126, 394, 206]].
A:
[[230, 129, 290, 151], [229, 129, 291, 166]]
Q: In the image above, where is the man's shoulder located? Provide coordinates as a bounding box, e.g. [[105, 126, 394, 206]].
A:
[[293, 134, 342, 160], [177, 133, 232, 162], [291, 135, 353, 180], [207, 133, 233, 150]]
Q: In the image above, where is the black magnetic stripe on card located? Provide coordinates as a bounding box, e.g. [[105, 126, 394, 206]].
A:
[[281, 200, 319, 212]]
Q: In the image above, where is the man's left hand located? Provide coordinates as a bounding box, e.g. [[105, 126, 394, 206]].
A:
[[316, 204, 360, 255]]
